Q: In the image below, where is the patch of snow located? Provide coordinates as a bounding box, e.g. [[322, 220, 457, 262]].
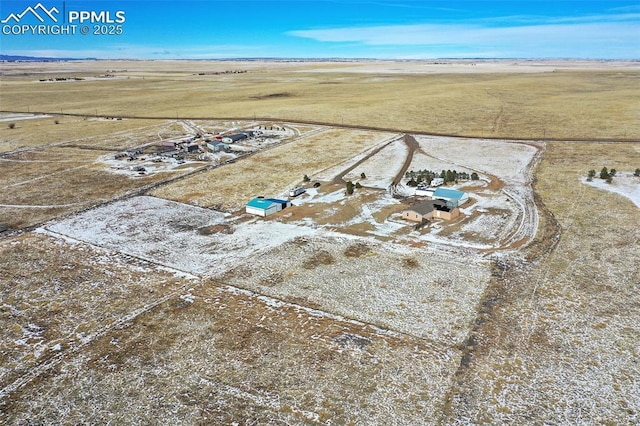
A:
[[296, 188, 346, 205], [46, 196, 319, 276], [97, 154, 212, 177], [0, 113, 51, 122], [180, 293, 196, 304], [581, 174, 640, 209]]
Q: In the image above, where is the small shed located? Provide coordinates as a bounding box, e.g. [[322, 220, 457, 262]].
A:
[[433, 187, 469, 205], [402, 200, 460, 222], [246, 197, 292, 217]]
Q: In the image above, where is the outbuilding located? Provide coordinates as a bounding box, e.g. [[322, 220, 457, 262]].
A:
[[222, 133, 249, 144], [245, 197, 292, 217], [432, 187, 469, 205], [186, 144, 201, 153], [402, 199, 460, 222], [206, 141, 229, 152], [415, 187, 435, 197]]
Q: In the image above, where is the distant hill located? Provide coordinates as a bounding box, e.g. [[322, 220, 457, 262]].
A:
[[0, 54, 97, 62]]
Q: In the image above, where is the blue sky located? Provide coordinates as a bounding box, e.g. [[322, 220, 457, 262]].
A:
[[1, 0, 638, 59]]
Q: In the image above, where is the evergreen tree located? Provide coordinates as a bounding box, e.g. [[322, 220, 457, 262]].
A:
[[600, 167, 609, 180], [471, 172, 479, 181], [445, 170, 455, 183]]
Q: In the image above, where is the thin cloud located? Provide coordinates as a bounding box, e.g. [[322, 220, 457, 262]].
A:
[[288, 22, 638, 45]]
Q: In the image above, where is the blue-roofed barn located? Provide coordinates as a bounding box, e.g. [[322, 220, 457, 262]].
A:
[[246, 197, 292, 217], [432, 188, 469, 205]]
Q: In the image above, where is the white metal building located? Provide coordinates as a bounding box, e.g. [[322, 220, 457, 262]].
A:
[[245, 197, 291, 217]]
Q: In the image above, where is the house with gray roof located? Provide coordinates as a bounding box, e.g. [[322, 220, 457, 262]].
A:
[[402, 199, 460, 222]]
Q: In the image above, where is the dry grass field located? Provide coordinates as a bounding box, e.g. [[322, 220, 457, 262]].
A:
[[0, 232, 188, 403], [3, 277, 459, 424], [1, 60, 639, 424], [151, 128, 397, 209], [0, 118, 209, 229], [0, 115, 165, 152], [2, 60, 639, 140], [445, 142, 640, 424], [0, 153, 193, 230]]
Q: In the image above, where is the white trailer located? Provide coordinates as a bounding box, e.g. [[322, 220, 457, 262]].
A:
[[289, 187, 306, 197], [430, 178, 444, 187]]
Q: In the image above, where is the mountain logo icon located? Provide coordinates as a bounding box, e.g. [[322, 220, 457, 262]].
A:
[[1, 3, 59, 24]]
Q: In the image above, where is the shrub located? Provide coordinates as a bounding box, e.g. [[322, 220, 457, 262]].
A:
[[8, 123, 15, 129], [345, 181, 354, 195]]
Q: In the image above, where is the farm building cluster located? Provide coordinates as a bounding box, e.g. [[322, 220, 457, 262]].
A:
[[103, 125, 294, 177]]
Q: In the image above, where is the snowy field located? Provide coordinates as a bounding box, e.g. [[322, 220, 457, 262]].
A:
[[314, 134, 402, 181], [414, 136, 539, 184], [219, 234, 491, 345], [342, 139, 408, 188], [46, 196, 318, 275], [581, 173, 640, 208]]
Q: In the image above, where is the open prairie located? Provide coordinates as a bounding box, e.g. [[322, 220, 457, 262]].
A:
[[1, 60, 639, 424], [2, 60, 639, 139]]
